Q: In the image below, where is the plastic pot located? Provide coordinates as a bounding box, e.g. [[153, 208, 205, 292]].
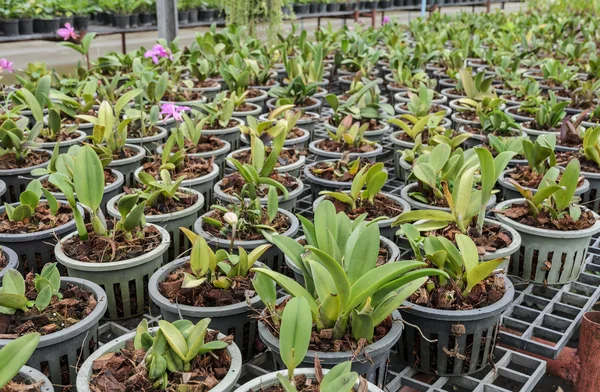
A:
[[400, 182, 498, 212], [309, 139, 383, 162], [389, 131, 417, 180], [2, 20, 18, 36], [18, 19, 33, 35], [12, 366, 53, 392], [394, 103, 452, 118], [242, 89, 269, 110], [575, 170, 600, 214], [504, 105, 534, 123], [73, 15, 89, 30], [178, 10, 190, 24], [324, 121, 389, 142], [457, 126, 524, 149], [42, 18, 60, 33], [0, 245, 19, 279], [313, 192, 411, 241], [188, 9, 199, 23], [149, 258, 269, 360], [498, 168, 590, 201], [258, 111, 320, 134], [259, 301, 402, 386], [0, 200, 81, 274], [399, 276, 514, 376], [55, 224, 170, 320], [201, 118, 244, 150], [181, 80, 222, 101], [213, 176, 304, 213], [226, 147, 306, 177], [0, 277, 107, 389], [76, 327, 241, 392], [495, 199, 600, 284], [156, 138, 231, 167], [198, 8, 215, 21], [232, 102, 262, 124], [0, 149, 49, 203], [266, 97, 322, 114], [107, 143, 146, 187], [125, 126, 168, 155], [520, 123, 561, 143], [129, 13, 139, 26], [236, 368, 383, 392], [38, 130, 87, 154], [113, 14, 130, 28], [194, 209, 299, 272], [240, 127, 310, 150], [396, 90, 448, 105]]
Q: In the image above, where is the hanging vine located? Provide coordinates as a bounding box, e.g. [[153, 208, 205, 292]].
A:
[[224, 0, 283, 44]]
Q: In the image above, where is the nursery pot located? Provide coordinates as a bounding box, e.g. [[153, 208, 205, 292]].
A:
[[149, 259, 268, 360], [495, 199, 600, 285], [243, 89, 269, 110], [232, 102, 263, 124], [259, 301, 402, 386], [181, 81, 222, 101], [324, 120, 389, 142], [125, 126, 169, 155], [498, 168, 590, 201], [54, 224, 170, 320], [309, 139, 383, 162], [0, 200, 81, 274], [389, 131, 417, 180], [259, 111, 320, 134], [107, 188, 204, 261], [76, 327, 242, 392], [236, 368, 383, 392], [198, 8, 215, 21], [194, 209, 299, 272], [178, 10, 190, 24], [134, 162, 219, 207], [313, 192, 411, 241], [18, 19, 34, 35], [2, 20, 18, 36], [401, 182, 498, 212], [201, 117, 244, 150], [12, 366, 53, 392], [266, 97, 322, 114], [73, 15, 89, 30], [113, 14, 130, 29], [38, 130, 87, 154], [107, 143, 146, 187], [574, 170, 600, 214], [240, 127, 310, 150], [226, 147, 306, 177], [0, 149, 49, 203], [0, 277, 107, 390], [398, 277, 514, 376], [213, 177, 304, 213], [0, 245, 19, 279], [156, 138, 231, 170]]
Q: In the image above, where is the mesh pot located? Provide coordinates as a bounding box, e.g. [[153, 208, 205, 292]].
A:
[[156, 138, 231, 175], [390, 131, 415, 180], [398, 277, 514, 376], [244, 89, 269, 111], [125, 126, 168, 155], [236, 368, 383, 392], [226, 148, 306, 177], [107, 188, 204, 262], [0, 277, 107, 390], [313, 192, 411, 241], [134, 163, 219, 207], [194, 209, 299, 272], [498, 168, 590, 201], [260, 112, 320, 134], [201, 118, 244, 150], [107, 144, 146, 187], [181, 81, 222, 101], [0, 245, 19, 279], [259, 302, 402, 386], [401, 182, 497, 212], [14, 366, 53, 392], [577, 170, 600, 214], [323, 121, 388, 142], [266, 97, 322, 114], [240, 128, 310, 150], [149, 259, 269, 361], [55, 224, 170, 320], [457, 126, 524, 149], [495, 199, 600, 284], [285, 235, 400, 286], [309, 139, 383, 162], [76, 327, 242, 392], [0, 149, 49, 203], [0, 200, 81, 274], [38, 130, 87, 154], [232, 103, 262, 125], [213, 177, 304, 213]]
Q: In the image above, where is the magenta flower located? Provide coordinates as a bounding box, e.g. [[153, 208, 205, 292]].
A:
[[160, 103, 190, 122], [144, 44, 174, 65], [0, 58, 14, 73], [382, 16, 390, 25], [57, 23, 79, 41]]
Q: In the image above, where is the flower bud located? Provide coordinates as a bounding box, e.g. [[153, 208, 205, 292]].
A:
[[223, 212, 238, 226]]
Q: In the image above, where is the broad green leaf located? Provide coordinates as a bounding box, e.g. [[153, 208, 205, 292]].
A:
[[280, 297, 312, 371], [466, 259, 505, 293], [158, 320, 189, 361], [345, 222, 380, 285], [0, 333, 40, 387], [305, 246, 351, 311], [455, 234, 478, 274], [74, 146, 105, 212]]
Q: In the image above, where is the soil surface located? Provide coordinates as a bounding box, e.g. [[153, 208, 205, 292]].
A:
[[1, 376, 45, 392], [425, 221, 512, 255], [0, 203, 74, 234], [203, 209, 290, 241], [126, 124, 163, 139], [42, 169, 117, 192], [203, 119, 240, 130], [308, 158, 372, 182], [88, 331, 232, 392], [174, 135, 225, 154], [232, 147, 304, 167], [497, 201, 597, 231], [556, 151, 600, 173], [159, 261, 256, 307], [522, 120, 559, 133], [122, 190, 198, 216], [61, 223, 162, 263], [327, 194, 404, 220], [220, 172, 299, 197], [0, 273, 97, 337], [141, 156, 214, 181], [162, 89, 204, 102], [315, 139, 377, 154], [505, 165, 585, 189], [112, 146, 140, 161], [36, 130, 81, 143], [0, 251, 6, 271], [0, 150, 50, 170]]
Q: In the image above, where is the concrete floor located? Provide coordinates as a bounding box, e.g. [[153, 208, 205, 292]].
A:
[[0, 2, 524, 78]]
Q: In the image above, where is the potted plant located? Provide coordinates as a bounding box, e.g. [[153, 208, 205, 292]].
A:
[[224, 91, 262, 123], [0, 333, 52, 392], [495, 159, 600, 284], [46, 79, 99, 135], [458, 107, 524, 148], [242, 106, 310, 150], [220, 61, 270, 109], [196, 94, 244, 149], [0, 263, 107, 387], [180, 56, 222, 100], [53, 146, 170, 319], [149, 228, 271, 359], [394, 83, 451, 118], [385, 64, 434, 102], [267, 75, 322, 113], [76, 318, 242, 391]]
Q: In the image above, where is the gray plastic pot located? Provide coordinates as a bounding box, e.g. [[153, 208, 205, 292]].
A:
[[43, 114, 94, 135], [505, 105, 534, 123], [396, 90, 448, 105], [313, 192, 411, 241], [0, 277, 107, 390], [259, 111, 320, 134], [285, 235, 400, 286], [309, 139, 383, 162], [156, 138, 232, 170], [226, 147, 306, 177], [0, 245, 18, 279], [324, 121, 389, 142], [401, 182, 497, 212], [107, 188, 204, 262], [240, 127, 310, 151], [236, 368, 384, 392], [55, 224, 170, 320], [107, 144, 146, 187], [244, 89, 269, 110], [126, 126, 168, 155], [12, 366, 53, 392], [495, 199, 600, 284], [259, 302, 402, 386], [498, 168, 590, 201], [76, 327, 241, 392], [201, 118, 244, 150], [457, 126, 525, 149], [134, 162, 219, 207], [574, 170, 600, 214], [0, 149, 49, 203], [0, 200, 80, 275], [181, 81, 222, 101], [37, 169, 124, 214], [233, 102, 262, 124], [194, 209, 299, 272], [398, 276, 514, 376], [39, 130, 87, 154], [266, 97, 322, 114], [213, 177, 304, 212], [520, 123, 561, 142], [389, 131, 416, 180], [440, 87, 466, 101], [394, 103, 452, 118], [149, 258, 269, 360]]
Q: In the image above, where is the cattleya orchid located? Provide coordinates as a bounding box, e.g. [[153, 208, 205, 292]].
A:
[[57, 23, 79, 41], [0, 59, 13, 73], [160, 103, 190, 122], [144, 44, 174, 64]]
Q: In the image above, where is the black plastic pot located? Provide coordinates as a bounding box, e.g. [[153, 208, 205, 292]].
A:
[[318, 3, 327, 12], [2, 20, 19, 36], [19, 19, 33, 35], [73, 15, 89, 30], [369, 1, 378, 9], [327, 3, 340, 11], [43, 18, 60, 33], [380, 0, 392, 7], [198, 8, 215, 21], [309, 2, 319, 13], [293, 4, 309, 14], [139, 12, 152, 25], [114, 14, 130, 29], [129, 13, 139, 27], [282, 5, 291, 14], [33, 18, 44, 33], [188, 9, 199, 23], [394, 0, 402, 5], [178, 10, 190, 24], [94, 12, 108, 25], [59, 17, 74, 27]]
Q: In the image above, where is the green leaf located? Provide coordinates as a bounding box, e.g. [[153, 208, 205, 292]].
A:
[[320, 362, 353, 390], [267, 186, 278, 222], [345, 222, 380, 285], [371, 277, 427, 325], [2, 269, 25, 296], [466, 259, 505, 293], [392, 210, 454, 226], [351, 310, 374, 342], [35, 285, 53, 311], [134, 319, 149, 350], [305, 246, 351, 312], [0, 333, 40, 387], [19, 190, 39, 210], [74, 146, 105, 212], [456, 234, 479, 274], [123, 202, 146, 231], [158, 320, 189, 361], [280, 297, 312, 371], [0, 293, 28, 311], [184, 318, 211, 362]]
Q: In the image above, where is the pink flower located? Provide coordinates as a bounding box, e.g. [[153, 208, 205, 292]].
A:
[[382, 16, 390, 25], [0, 58, 14, 73], [144, 44, 174, 65], [160, 103, 190, 122], [57, 23, 79, 41]]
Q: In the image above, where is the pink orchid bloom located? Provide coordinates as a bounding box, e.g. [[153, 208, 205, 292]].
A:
[[0, 58, 14, 73], [144, 44, 174, 65], [382, 16, 390, 25], [160, 103, 190, 122], [57, 23, 79, 41]]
